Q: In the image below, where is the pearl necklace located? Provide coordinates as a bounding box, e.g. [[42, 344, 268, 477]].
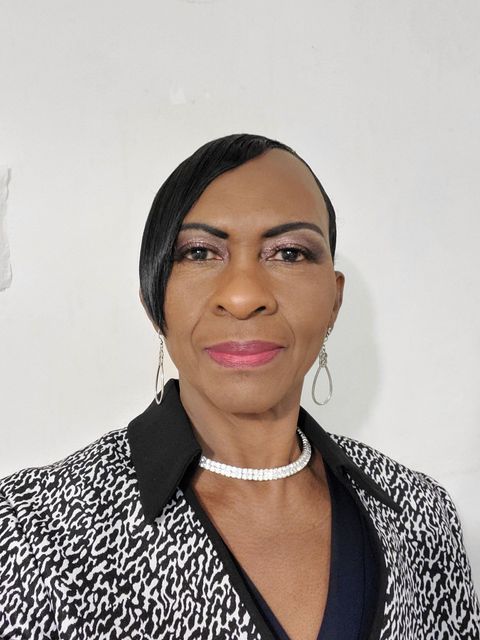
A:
[[198, 428, 312, 481]]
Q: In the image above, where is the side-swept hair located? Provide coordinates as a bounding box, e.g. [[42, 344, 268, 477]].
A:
[[139, 133, 337, 336]]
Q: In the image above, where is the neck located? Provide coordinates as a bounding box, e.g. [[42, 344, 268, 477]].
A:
[[178, 375, 303, 471]]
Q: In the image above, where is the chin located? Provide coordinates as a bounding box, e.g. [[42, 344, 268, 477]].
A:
[[201, 373, 295, 414]]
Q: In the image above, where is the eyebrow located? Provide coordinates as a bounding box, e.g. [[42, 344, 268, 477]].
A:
[[179, 221, 326, 240]]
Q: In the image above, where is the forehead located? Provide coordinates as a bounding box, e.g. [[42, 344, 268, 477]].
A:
[[182, 149, 329, 234]]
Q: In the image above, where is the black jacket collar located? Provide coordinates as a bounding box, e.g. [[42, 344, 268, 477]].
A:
[[127, 378, 400, 524]]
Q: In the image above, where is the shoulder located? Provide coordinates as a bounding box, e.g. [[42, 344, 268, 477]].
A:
[[327, 431, 468, 542], [0, 427, 133, 525], [0, 429, 134, 635], [328, 430, 443, 492], [326, 433, 480, 630]]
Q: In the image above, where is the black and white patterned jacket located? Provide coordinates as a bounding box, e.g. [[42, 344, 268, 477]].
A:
[[0, 377, 479, 639]]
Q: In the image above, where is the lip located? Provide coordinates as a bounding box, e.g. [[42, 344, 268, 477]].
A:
[[204, 341, 285, 369], [205, 341, 284, 354]]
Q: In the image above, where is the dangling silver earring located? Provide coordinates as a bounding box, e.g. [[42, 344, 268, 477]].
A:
[[155, 331, 165, 405], [312, 327, 333, 405]]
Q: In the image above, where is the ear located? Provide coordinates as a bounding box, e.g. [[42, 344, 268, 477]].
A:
[[329, 270, 345, 328]]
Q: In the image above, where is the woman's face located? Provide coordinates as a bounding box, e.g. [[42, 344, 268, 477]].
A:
[[162, 149, 344, 415]]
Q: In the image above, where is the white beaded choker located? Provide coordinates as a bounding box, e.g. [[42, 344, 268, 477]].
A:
[[198, 428, 312, 481]]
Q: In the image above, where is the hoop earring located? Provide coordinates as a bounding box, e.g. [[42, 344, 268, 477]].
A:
[[312, 327, 333, 406], [155, 331, 165, 405]]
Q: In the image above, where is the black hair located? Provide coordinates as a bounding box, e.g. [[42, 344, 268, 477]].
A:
[[139, 133, 337, 336]]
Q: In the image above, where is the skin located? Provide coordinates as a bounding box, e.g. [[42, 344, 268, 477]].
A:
[[140, 148, 345, 639]]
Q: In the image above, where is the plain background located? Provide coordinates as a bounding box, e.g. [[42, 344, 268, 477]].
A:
[[0, 1, 479, 590]]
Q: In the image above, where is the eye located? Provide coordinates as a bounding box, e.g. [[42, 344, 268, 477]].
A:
[[173, 244, 220, 262], [269, 246, 315, 263]]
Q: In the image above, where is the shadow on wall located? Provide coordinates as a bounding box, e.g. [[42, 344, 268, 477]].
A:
[[302, 253, 382, 440]]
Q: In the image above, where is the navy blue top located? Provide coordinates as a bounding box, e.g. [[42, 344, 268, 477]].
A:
[[225, 463, 379, 640]]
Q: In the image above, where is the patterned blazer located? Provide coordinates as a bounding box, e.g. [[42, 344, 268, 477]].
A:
[[0, 377, 479, 640]]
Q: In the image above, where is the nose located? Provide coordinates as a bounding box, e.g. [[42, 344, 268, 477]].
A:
[[210, 260, 278, 320]]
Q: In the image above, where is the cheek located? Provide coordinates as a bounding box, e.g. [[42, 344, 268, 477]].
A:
[[164, 271, 195, 324], [280, 268, 336, 313], [278, 274, 336, 344], [163, 272, 203, 357]]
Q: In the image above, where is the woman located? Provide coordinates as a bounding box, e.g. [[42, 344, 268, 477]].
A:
[[0, 133, 478, 640]]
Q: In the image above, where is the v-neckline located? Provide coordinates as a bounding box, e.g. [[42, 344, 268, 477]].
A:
[[180, 458, 336, 640], [219, 463, 339, 640]]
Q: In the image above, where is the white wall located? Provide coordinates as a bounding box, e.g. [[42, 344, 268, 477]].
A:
[[1, 0, 478, 589]]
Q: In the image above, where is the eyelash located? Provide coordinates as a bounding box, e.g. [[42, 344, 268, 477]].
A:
[[172, 242, 318, 264]]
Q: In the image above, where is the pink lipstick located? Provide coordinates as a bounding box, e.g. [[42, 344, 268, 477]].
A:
[[204, 341, 285, 369]]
